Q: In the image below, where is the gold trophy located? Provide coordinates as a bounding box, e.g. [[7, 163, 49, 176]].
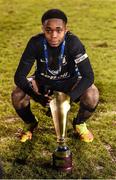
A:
[[50, 91, 72, 172]]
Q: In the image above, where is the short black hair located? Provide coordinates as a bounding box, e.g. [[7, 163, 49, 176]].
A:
[[41, 9, 67, 24]]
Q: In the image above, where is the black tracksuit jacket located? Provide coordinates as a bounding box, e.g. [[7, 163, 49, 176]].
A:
[[14, 31, 94, 101]]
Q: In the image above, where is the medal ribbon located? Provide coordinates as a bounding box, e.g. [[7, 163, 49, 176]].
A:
[[43, 38, 65, 76]]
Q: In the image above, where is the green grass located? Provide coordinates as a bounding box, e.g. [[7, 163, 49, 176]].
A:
[[0, 0, 116, 178]]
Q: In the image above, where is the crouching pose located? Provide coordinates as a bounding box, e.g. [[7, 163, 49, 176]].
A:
[[11, 9, 99, 143]]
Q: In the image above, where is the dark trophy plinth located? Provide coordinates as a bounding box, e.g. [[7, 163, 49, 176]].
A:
[[53, 145, 72, 172], [50, 92, 72, 172]]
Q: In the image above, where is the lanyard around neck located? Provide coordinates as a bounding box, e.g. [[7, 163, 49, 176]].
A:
[[43, 38, 65, 76]]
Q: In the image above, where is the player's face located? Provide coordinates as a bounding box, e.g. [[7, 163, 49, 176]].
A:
[[42, 19, 67, 47]]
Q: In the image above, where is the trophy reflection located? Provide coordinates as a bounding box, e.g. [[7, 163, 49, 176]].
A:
[[50, 91, 72, 172]]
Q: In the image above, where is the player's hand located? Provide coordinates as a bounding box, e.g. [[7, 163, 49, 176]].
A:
[[24, 81, 52, 106], [32, 93, 52, 106]]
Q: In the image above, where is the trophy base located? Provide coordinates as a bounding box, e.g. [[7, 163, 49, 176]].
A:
[[52, 146, 72, 172]]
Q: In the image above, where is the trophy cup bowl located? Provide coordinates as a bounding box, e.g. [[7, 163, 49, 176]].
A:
[[50, 91, 72, 172]]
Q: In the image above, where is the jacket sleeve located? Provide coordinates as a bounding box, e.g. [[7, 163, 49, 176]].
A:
[[68, 58, 94, 101], [67, 36, 94, 101], [14, 37, 37, 92]]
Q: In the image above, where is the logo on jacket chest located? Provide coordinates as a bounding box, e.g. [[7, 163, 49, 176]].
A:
[[40, 55, 67, 65]]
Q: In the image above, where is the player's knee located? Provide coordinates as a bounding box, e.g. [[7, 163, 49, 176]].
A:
[[11, 87, 25, 108], [81, 84, 99, 110]]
